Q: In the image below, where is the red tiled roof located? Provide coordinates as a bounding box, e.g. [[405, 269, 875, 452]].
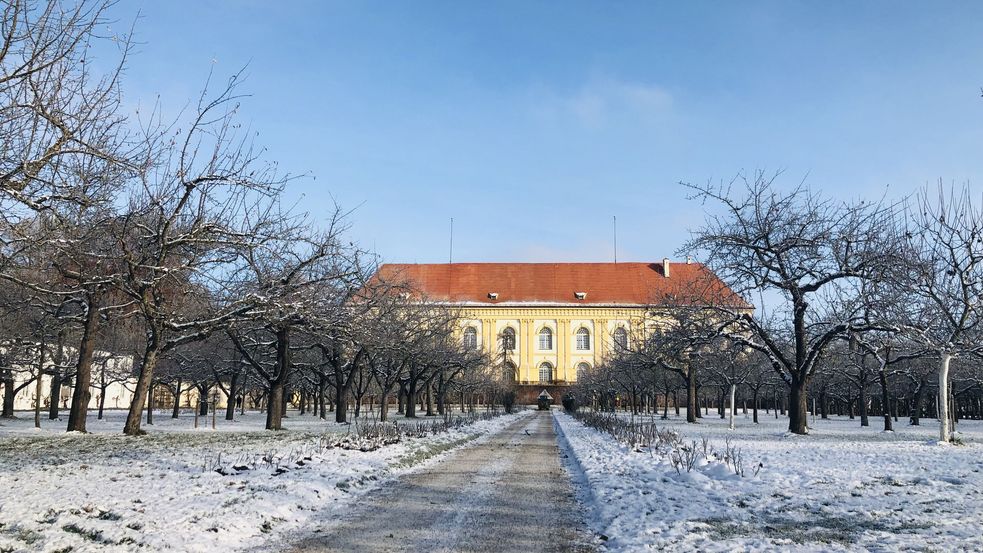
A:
[[373, 262, 749, 308]]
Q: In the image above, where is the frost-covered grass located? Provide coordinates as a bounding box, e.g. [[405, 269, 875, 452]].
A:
[[555, 408, 983, 552], [0, 407, 529, 552]]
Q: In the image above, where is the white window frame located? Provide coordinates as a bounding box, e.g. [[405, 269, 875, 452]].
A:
[[538, 327, 553, 350], [505, 361, 517, 381], [463, 326, 478, 350], [613, 327, 628, 350], [576, 362, 590, 381], [539, 362, 553, 383], [575, 327, 590, 350], [501, 327, 516, 351]]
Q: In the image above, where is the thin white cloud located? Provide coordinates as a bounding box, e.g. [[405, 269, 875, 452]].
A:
[[533, 77, 674, 128]]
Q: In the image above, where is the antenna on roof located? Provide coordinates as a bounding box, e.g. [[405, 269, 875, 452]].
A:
[[613, 215, 618, 264], [449, 217, 454, 264]]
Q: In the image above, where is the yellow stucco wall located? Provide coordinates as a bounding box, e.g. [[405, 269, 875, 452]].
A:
[[455, 305, 650, 384]]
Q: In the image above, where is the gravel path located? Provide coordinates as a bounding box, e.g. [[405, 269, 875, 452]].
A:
[[290, 411, 594, 553]]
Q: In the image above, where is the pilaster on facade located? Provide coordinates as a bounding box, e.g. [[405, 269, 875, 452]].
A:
[[521, 318, 533, 382], [556, 319, 566, 382], [594, 318, 606, 364], [482, 319, 493, 360]]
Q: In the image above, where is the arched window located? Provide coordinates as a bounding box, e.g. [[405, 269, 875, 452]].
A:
[[576, 362, 590, 381], [538, 327, 553, 350], [575, 327, 591, 350], [500, 327, 516, 351], [613, 327, 628, 350], [504, 361, 517, 382], [463, 327, 478, 350], [539, 362, 553, 383]]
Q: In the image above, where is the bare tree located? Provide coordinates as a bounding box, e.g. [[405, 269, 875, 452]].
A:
[[683, 171, 897, 434], [702, 341, 755, 430], [0, 0, 133, 211], [890, 184, 983, 442], [117, 73, 291, 436], [229, 209, 359, 431]]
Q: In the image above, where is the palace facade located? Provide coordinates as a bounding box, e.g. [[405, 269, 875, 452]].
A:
[[375, 260, 741, 404]]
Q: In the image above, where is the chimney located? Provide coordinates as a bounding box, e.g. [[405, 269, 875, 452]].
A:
[[686, 255, 693, 265], [662, 258, 670, 277]]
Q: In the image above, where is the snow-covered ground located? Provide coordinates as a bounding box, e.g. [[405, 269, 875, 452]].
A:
[[0, 408, 529, 552], [555, 408, 983, 552]]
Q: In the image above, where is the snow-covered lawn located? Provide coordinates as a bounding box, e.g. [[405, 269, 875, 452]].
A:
[[555, 408, 983, 552], [0, 408, 529, 552]]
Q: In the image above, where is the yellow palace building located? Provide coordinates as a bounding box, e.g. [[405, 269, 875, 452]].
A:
[[376, 260, 739, 403]]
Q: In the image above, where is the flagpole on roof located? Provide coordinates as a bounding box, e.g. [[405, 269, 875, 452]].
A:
[[449, 217, 454, 264], [613, 215, 618, 264]]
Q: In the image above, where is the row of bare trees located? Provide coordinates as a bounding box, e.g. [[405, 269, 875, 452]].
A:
[[0, 0, 505, 435], [579, 336, 983, 431], [578, 174, 983, 443]]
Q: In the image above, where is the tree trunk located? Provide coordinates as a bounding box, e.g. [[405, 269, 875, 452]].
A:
[[334, 359, 350, 423], [171, 379, 182, 418], [68, 298, 100, 433], [436, 372, 447, 415], [379, 389, 391, 422], [405, 376, 418, 418], [266, 327, 290, 431], [225, 373, 239, 421], [318, 374, 327, 419], [728, 383, 736, 430], [34, 340, 46, 428], [425, 381, 435, 416], [1, 370, 15, 418], [787, 377, 809, 434], [909, 379, 923, 425], [878, 368, 893, 432], [334, 380, 349, 423], [686, 373, 697, 423], [939, 353, 952, 443], [123, 323, 163, 436], [146, 382, 155, 425], [436, 389, 447, 416], [48, 370, 62, 420], [752, 389, 759, 424], [858, 384, 869, 427], [97, 385, 107, 420], [198, 389, 209, 416]]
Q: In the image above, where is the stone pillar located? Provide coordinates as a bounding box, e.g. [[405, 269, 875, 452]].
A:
[[482, 318, 494, 357], [521, 319, 533, 382], [595, 319, 607, 367], [556, 319, 567, 382]]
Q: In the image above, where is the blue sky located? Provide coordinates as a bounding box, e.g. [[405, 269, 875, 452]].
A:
[[104, 1, 983, 264]]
